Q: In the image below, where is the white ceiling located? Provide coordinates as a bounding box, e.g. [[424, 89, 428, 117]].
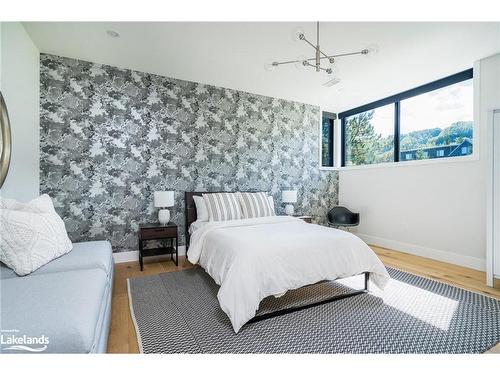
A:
[[23, 22, 500, 112]]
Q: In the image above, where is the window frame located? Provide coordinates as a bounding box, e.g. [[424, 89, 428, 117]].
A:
[[338, 69, 474, 167], [320, 111, 337, 168]]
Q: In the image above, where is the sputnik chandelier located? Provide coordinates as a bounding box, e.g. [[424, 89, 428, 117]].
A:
[[266, 22, 370, 76]]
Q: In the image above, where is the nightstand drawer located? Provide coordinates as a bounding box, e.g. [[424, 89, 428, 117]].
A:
[[141, 226, 177, 240]]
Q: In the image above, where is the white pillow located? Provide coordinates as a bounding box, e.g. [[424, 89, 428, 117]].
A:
[[237, 192, 276, 218], [0, 194, 73, 276], [202, 193, 242, 221], [193, 195, 209, 222]]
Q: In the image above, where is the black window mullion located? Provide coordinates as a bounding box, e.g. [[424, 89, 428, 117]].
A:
[[328, 119, 334, 167], [394, 101, 400, 162], [341, 118, 346, 167]]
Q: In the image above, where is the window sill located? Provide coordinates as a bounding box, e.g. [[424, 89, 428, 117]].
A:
[[319, 154, 479, 172]]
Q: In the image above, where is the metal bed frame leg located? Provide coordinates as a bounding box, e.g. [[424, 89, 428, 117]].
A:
[[248, 272, 370, 325]]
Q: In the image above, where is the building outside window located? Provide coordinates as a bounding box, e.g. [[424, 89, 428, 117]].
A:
[[399, 78, 473, 162]]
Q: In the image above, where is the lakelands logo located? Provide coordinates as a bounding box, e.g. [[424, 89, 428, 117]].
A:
[[0, 330, 49, 352]]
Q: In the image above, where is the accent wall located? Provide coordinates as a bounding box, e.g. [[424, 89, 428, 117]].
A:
[[40, 54, 338, 253]]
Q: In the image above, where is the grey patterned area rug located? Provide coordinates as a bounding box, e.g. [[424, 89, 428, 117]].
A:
[[127, 267, 500, 353]]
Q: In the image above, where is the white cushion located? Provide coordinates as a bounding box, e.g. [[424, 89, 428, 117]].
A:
[[202, 193, 242, 222], [0, 194, 73, 276], [237, 192, 276, 219], [193, 195, 209, 222]]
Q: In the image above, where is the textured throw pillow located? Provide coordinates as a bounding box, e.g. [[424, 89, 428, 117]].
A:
[[0, 194, 73, 276], [193, 195, 209, 222], [267, 196, 276, 215], [237, 192, 276, 218], [202, 193, 242, 221]]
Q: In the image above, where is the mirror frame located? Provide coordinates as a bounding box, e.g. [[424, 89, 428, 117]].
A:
[[0, 90, 12, 189]]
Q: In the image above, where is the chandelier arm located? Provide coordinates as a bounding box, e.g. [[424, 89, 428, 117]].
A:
[[274, 49, 367, 66], [304, 62, 330, 72], [319, 49, 330, 59], [301, 36, 318, 51], [301, 50, 365, 63], [326, 50, 368, 58], [273, 59, 302, 66]]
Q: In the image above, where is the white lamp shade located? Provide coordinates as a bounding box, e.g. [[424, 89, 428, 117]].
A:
[[282, 190, 297, 203], [154, 191, 174, 208]]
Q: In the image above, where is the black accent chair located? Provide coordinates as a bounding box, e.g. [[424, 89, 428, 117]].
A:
[[327, 206, 359, 229]]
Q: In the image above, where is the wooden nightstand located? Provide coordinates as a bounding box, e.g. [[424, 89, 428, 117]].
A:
[[138, 222, 178, 270], [294, 215, 313, 223]]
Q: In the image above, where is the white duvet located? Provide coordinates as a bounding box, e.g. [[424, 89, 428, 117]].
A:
[[188, 216, 390, 333]]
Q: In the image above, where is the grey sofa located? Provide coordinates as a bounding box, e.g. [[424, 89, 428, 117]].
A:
[[0, 241, 114, 353]]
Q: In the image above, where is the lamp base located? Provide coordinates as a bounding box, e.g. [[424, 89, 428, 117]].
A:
[[158, 209, 170, 225], [285, 204, 294, 216]]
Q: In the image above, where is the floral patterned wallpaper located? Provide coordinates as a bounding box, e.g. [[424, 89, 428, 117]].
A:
[[40, 54, 338, 253]]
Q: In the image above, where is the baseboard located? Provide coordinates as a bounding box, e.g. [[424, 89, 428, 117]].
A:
[[357, 233, 486, 272], [113, 245, 187, 264]]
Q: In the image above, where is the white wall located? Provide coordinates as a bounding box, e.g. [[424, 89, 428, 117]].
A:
[[481, 53, 500, 281], [339, 56, 500, 272], [0, 22, 40, 202], [340, 159, 485, 270]]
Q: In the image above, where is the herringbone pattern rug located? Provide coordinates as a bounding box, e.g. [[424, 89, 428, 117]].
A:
[[127, 267, 500, 353]]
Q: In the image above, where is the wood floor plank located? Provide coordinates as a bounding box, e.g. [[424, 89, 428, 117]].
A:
[[107, 248, 500, 354]]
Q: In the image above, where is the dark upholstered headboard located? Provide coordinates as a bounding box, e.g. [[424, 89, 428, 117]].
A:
[[185, 191, 204, 250], [184, 190, 258, 251]]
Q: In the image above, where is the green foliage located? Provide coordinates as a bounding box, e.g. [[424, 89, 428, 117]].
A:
[[399, 121, 473, 151], [399, 128, 441, 150], [345, 111, 394, 165], [345, 111, 381, 165], [322, 119, 332, 166], [433, 121, 473, 146]]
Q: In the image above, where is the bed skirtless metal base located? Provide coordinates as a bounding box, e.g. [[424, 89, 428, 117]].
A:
[[248, 272, 369, 324]]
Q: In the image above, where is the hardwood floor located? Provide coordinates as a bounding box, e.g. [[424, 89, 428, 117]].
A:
[[107, 256, 194, 353], [107, 246, 500, 354]]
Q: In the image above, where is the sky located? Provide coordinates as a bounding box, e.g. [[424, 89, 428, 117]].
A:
[[365, 79, 473, 137]]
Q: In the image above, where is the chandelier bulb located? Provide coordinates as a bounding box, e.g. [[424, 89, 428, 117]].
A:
[[264, 59, 279, 72], [329, 57, 335, 64], [294, 55, 308, 70], [326, 68, 333, 74], [292, 27, 306, 42], [363, 44, 379, 56]]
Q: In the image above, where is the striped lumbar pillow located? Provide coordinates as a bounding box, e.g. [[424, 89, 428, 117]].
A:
[[202, 193, 242, 222], [237, 192, 276, 219]]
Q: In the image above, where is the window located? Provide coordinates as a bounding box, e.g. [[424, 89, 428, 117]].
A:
[[400, 79, 473, 162], [321, 112, 336, 167], [338, 69, 473, 167], [343, 104, 394, 166]]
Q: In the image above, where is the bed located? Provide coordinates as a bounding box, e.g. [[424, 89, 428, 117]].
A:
[[185, 191, 390, 333]]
